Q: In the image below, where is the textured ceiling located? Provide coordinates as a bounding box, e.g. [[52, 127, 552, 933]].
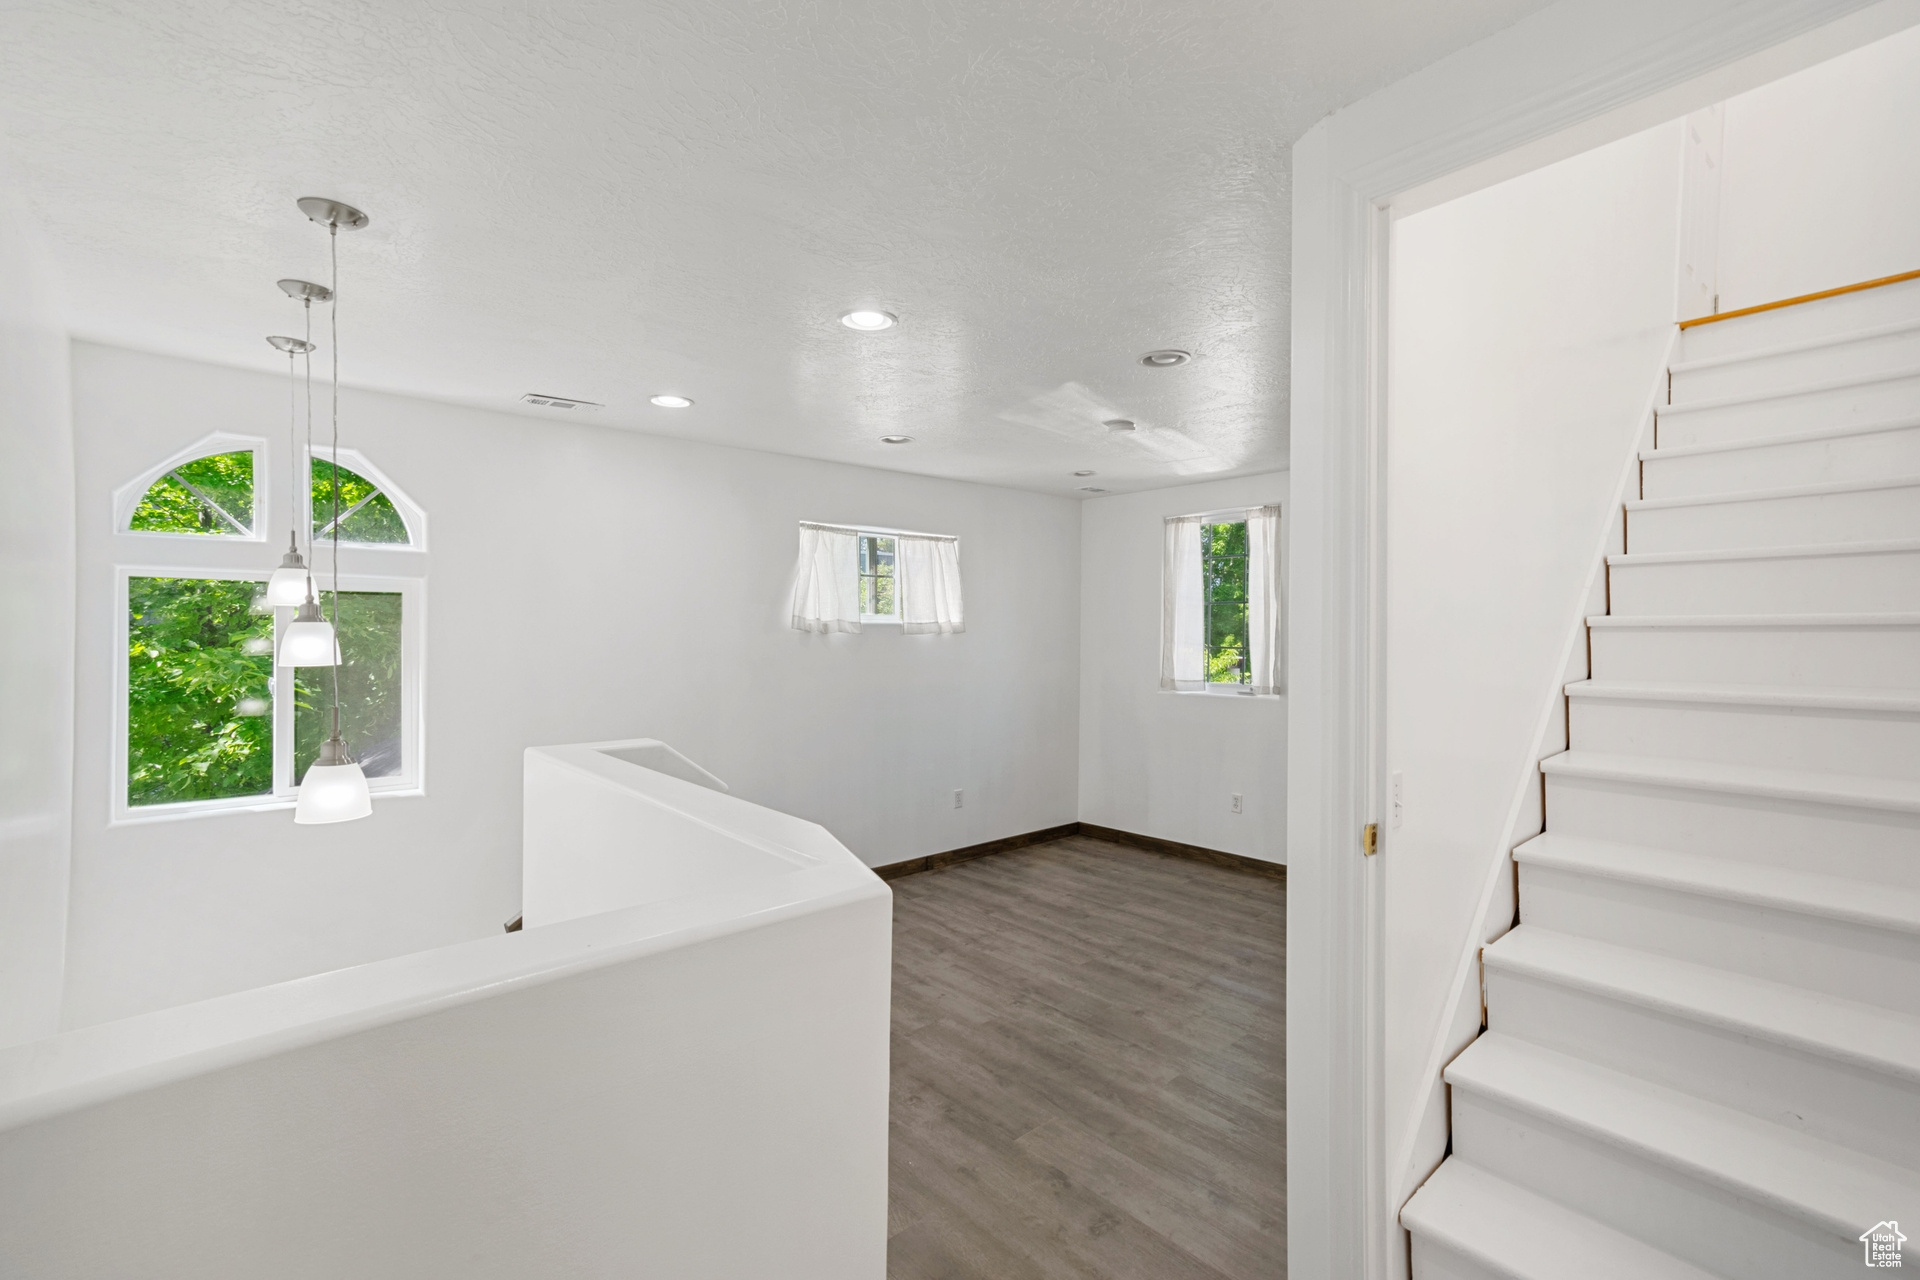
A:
[[0, 0, 1548, 494]]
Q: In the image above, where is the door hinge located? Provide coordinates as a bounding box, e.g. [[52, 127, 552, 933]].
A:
[[1363, 822, 1379, 856]]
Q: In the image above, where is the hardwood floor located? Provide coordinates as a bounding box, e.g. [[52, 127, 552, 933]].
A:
[[886, 834, 1286, 1280]]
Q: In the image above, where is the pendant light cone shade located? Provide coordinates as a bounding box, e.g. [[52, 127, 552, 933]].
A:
[[278, 597, 339, 666], [295, 737, 372, 824], [294, 762, 371, 823]]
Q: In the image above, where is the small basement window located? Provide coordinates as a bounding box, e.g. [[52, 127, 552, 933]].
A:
[[129, 450, 255, 537]]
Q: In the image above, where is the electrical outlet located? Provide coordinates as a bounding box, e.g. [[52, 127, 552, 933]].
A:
[[953, 789, 964, 809], [1391, 771, 1404, 829], [1230, 793, 1243, 814]]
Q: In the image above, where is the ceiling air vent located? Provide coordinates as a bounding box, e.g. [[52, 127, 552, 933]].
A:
[[521, 393, 602, 411]]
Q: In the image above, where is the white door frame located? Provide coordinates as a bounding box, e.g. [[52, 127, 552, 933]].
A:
[[1283, 1, 1912, 1276]]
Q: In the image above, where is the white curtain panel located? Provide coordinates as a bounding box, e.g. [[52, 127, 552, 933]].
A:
[[1246, 503, 1285, 694], [789, 522, 862, 633], [1160, 515, 1205, 690], [899, 534, 965, 634]]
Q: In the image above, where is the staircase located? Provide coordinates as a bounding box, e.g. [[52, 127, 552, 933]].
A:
[[1401, 278, 1920, 1279]]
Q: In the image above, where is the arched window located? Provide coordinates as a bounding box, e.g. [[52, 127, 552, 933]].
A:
[[123, 442, 259, 538], [114, 434, 426, 822], [308, 448, 424, 549]]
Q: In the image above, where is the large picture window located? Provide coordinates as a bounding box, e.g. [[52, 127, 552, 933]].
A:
[[116, 571, 421, 819]]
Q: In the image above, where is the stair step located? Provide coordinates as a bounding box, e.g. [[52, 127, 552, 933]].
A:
[[1541, 751, 1920, 889], [1607, 538, 1920, 616], [1625, 474, 1920, 553], [1515, 832, 1920, 937], [1654, 364, 1920, 449], [1641, 415, 1920, 500], [1564, 679, 1920, 780], [1485, 921, 1920, 1169], [1401, 1158, 1721, 1280], [1679, 275, 1920, 363], [1669, 317, 1920, 405], [1446, 1034, 1920, 1278], [1518, 844, 1920, 1017], [1585, 612, 1920, 690], [1541, 750, 1920, 814]]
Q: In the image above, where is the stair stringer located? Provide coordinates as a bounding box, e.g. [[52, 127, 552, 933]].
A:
[[1387, 327, 1678, 1259]]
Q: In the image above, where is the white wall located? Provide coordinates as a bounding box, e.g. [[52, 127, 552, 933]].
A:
[[65, 342, 1080, 1027], [1078, 473, 1287, 864], [0, 175, 75, 1046], [1716, 21, 1920, 310], [1383, 120, 1684, 1198]]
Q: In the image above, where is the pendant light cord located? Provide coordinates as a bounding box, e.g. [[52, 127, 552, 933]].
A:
[[286, 345, 298, 546], [303, 296, 314, 565], [329, 224, 343, 746]]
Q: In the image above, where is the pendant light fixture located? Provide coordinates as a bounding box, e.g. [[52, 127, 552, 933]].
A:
[[266, 279, 329, 606], [294, 196, 373, 825]]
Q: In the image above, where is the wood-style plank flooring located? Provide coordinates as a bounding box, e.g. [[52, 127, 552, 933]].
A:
[[887, 834, 1286, 1280]]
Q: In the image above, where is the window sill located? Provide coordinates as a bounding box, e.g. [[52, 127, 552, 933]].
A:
[[109, 785, 424, 828], [1157, 688, 1284, 700]]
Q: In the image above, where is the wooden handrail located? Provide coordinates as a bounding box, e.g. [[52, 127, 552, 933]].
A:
[[1679, 267, 1920, 329]]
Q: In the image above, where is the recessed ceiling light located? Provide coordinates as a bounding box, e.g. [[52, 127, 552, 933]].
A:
[[650, 394, 694, 408], [1073, 470, 1096, 477], [1078, 486, 1109, 493], [841, 310, 898, 331], [1103, 418, 1136, 432], [1139, 349, 1190, 367], [879, 434, 913, 444]]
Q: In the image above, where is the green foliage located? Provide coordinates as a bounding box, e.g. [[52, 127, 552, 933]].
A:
[[1202, 521, 1250, 684], [295, 591, 404, 779], [312, 462, 408, 544], [129, 451, 254, 535], [127, 577, 273, 805], [859, 535, 896, 615]]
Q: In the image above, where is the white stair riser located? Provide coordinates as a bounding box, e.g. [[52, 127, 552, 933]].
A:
[[1450, 1089, 1860, 1279], [1406, 1238, 1501, 1280], [1569, 696, 1920, 781], [1609, 547, 1920, 616], [1679, 281, 1920, 363], [1487, 964, 1920, 1170], [1628, 484, 1920, 553], [1642, 424, 1920, 500], [1588, 623, 1920, 690], [1517, 863, 1920, 1016], [1671, 326, 1920, 404], [1656, 373, 1920, 449], [1544, 772, 1920, 890]]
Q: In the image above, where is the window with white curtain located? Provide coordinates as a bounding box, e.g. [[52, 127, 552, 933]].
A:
[[1161, 504, 1283, 695], [790, 522, 964, 634]]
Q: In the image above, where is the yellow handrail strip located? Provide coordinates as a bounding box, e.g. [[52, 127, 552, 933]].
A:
[[1679, 268, 1920, 329]]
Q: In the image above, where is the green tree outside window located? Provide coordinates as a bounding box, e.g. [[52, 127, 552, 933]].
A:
[[129, 451, 254, 536], [312, 461, 409, 545], [127, 576, 274, 805], [294, 590, 404, 780], [1203, 521, 1250, 685]]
